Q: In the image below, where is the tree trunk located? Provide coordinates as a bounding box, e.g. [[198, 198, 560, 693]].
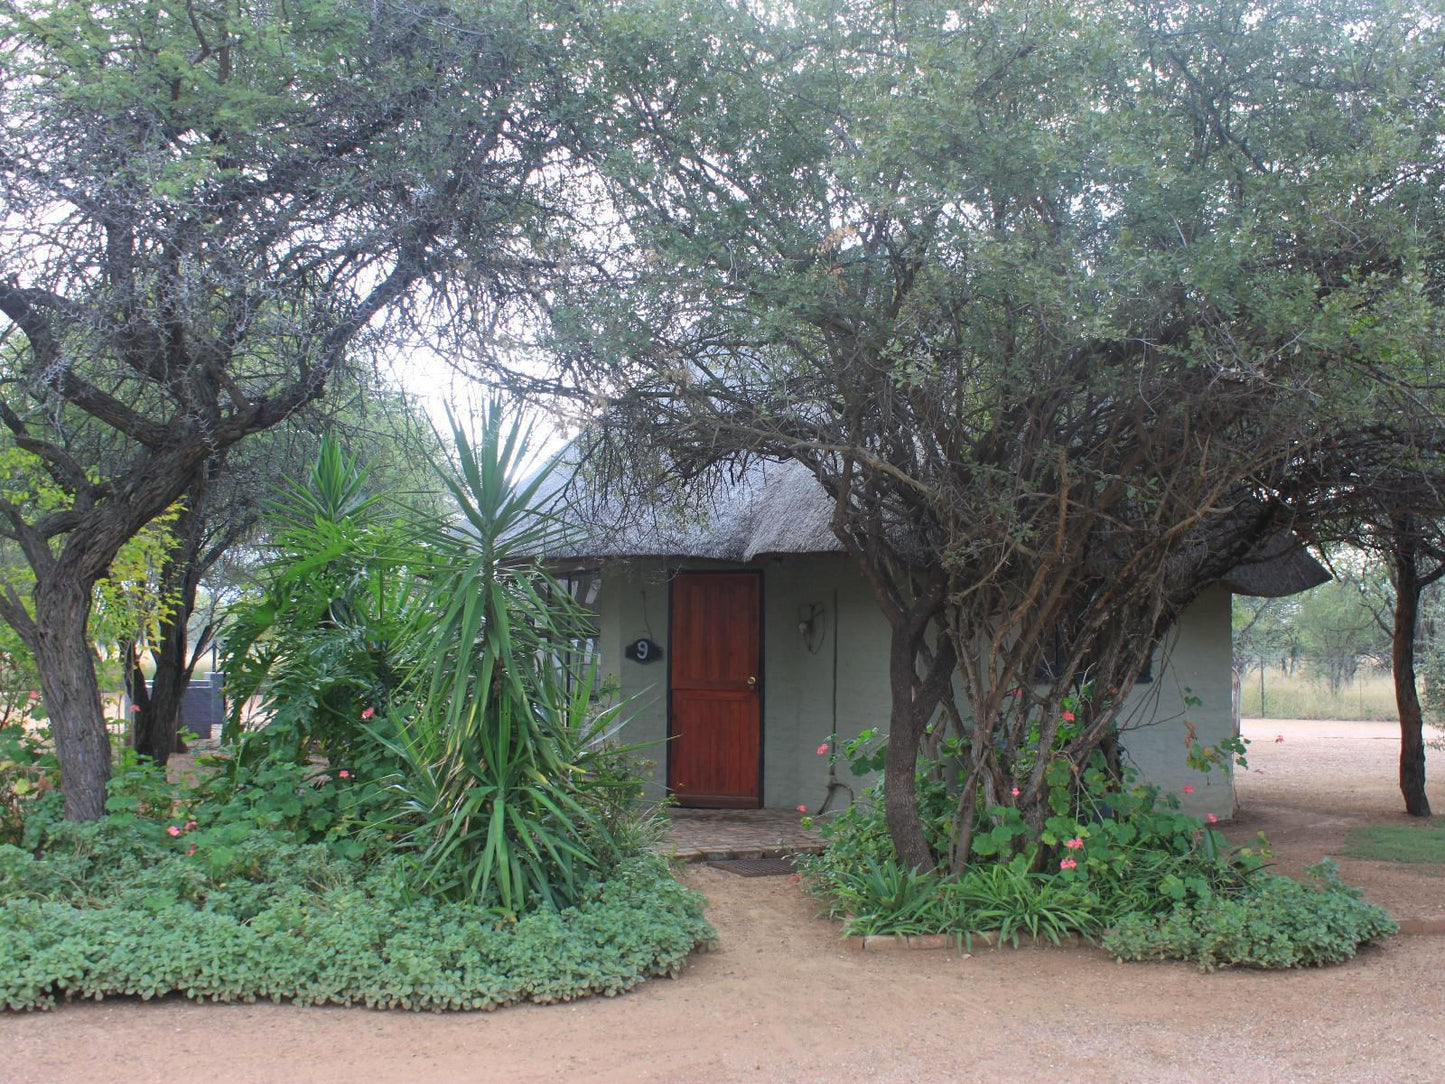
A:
[[883, 642, 933, 870], [132, 613, 194, 764], [1391, 528, 1431, 817], [32, 573, 111, 821]]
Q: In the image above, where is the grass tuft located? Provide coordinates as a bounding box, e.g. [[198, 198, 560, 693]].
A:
[[1340, 819, 1445, 868]]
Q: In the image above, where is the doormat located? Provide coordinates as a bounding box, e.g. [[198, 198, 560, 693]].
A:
[[707, 857, 796, 877]]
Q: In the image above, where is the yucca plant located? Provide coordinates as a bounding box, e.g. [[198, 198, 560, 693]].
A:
[[375, 404, 632, 914]]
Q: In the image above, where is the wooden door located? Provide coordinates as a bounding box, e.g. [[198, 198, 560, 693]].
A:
[[669, 571, 762, 808]]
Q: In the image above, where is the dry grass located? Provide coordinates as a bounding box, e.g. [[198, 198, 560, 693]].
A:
[[1239, 669, 1402, 722]]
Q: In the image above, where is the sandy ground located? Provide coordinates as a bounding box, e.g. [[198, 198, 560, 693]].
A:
[[2, 718, 1442, 1084]]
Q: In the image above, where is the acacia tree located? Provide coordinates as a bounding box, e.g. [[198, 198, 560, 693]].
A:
[[558, 0, 1444, 869], [0, 0, 584, 818]]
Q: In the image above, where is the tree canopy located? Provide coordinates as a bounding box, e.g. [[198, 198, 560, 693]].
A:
[[552, 0, 1445, 864], [0, 0, 589, 817]]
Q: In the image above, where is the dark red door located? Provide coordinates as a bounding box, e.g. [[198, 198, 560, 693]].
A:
[[669, 571, 762, 808]]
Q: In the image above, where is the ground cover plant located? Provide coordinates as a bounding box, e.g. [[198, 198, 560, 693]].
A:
[[798, 731, 1397, 968], [0, 830, 714, 1012], [0, 412, 716, 1011]]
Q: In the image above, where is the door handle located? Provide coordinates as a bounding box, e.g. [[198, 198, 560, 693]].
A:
[[746, 676, 758, 690]]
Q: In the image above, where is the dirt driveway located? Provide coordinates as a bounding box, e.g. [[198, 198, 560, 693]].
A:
[[2, 719, 1441, 1084]]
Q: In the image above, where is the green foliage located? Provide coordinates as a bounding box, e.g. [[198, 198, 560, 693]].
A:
[[815, 856, 952, 937], [374, 405, 631, 913], [948, 856, 1102, 947], [1102, 861, 1398, 971], [0, 829, 716, 1012], [1341, 819, 1445, 866], [0, 724, 58, 846], [798, 738, 1393, 969], [220, 437, 415, 766]]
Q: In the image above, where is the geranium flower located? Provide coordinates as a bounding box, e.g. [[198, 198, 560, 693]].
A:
[[816, 743, 829, 756], [1064, 837, 1084, 850], [1183, 784, 1195, 794], [1206, 813, 1218, 824], [361, 707, 375, 720], [166, 825, 181, 837], [1061, 711, 1076, 722], [1010, 786, 1020, 797], [338, 770, 350, 779], [1059, 857, 1077, 870], [796, 804, 807, 813]]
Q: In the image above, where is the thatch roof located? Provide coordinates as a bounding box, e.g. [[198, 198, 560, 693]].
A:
[[542, 458, 839, 563], [541, 456, 1328, 597]]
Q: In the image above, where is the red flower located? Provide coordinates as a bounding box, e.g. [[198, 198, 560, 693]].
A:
[[1010, 786, 1020, 798], [1183, 784, 1194, 794], [338, 770, 350, 779], [1275, 734, 1284, 743], [816, 743, 829, 756], [1206, 813, 1218, 824], [1061, 711, 1076, 722], [796, 804, 807, 813], [361, 707, 376, 720], [1059, 857, 1077, 870], [166, 825, 181, 837], [1064, 837, 1084, 850]]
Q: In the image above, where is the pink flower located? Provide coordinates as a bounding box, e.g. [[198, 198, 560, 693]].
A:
[[1061, 711, 1076, 722], [796, 804, 807, 814], [338, 770, 350, 779], [816, 743, 829, 756], [27, 690, 38, 701], [1012, 689, 1024, 698], [130, 704, 140, 713], [361, 707, 375, 720], [186, 844, 197, 856], [1059, 857, 1077, 870], [1206, 813, 1218, 824], [184, 820, 197, 830], [167, 825, 181, 837], [1183, 784, 1195, 794], [1275, 734, 1284, 743], [1010, 786, 1020, 797], [1064, 837, 1084, 850]]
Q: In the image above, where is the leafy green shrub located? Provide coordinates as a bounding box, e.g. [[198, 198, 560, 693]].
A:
[[219, 436, 417, 767], [800, 736, 1392, 968], [1102, 860, 1398, 970], [0, 831, 716, 1012], [0, 723, 57, 846]]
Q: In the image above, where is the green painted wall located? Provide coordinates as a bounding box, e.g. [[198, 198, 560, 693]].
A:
[[1116, 584, 1238, 818], [595, 559, 1236, 816]]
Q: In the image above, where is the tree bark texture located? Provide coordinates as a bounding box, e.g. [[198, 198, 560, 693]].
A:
[[32, 574, 111, 821], [1391, 527, 1432, 817]]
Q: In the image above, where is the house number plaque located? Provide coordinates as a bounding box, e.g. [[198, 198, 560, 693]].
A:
[[625, 638, 663, 663]]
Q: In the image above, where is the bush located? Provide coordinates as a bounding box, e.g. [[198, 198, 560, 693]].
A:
[[799, 740, 1393, 968], [0, 724, 58, 847], [1101, 860, 1398, 971], [0, 831, 716, 1012]]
